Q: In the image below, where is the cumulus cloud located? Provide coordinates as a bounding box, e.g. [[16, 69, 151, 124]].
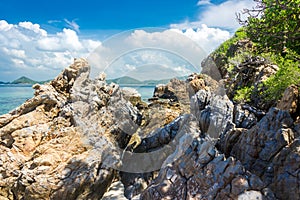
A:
[[171, 0, 255, 31], [0, 18, 232, 82], [0, 20, 101, 81], [88, 28, 208, 80], [19, 21, 47, 36], [171, 24, 230, 53]]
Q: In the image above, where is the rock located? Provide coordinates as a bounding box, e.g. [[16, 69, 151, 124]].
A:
[[190, 85, 233, 139], [2, 57, 294, 200], [0, 59, 116, 200], [140, 136, 274, 200], [225, 108, 300, 199], [277, 84, 299, 117], [102, 181, 127, 200], [153, 78, 190, 106], [233, 104, 257, 129], [229, 57, 279, 110], [186, 73, 222, 96], [201, 56, 223, 81], [121, 87, 147, 109], [203, 39, 279, 111]]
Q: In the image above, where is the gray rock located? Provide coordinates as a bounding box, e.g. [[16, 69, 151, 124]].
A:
[[228, 108, 300, 199], [233, 104, 257, 129], [190, 88, 233, 139], [140, 137, 274, 200]]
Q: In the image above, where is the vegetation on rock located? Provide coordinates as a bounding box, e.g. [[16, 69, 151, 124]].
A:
[[237, 0, 300, 54], [209, 0, 300, 109]]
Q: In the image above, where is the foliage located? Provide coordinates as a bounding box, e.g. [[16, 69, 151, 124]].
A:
[[260, 51, 300, 101], [214, 27, 247, 56], [238, 0, 300, 54], [233, 86, 254, 103]]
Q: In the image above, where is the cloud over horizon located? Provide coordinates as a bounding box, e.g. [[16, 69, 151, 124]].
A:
[[0, 18, 231, 82], [0, 20, 101, 81]]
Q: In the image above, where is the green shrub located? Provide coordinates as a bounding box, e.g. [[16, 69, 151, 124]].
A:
[[233, 86, 254, 103], [261, 51, 300, 101]]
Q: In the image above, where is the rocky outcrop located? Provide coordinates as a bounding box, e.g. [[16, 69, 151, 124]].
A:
[[220, 108, 300, 199], [153, 78, 189, 103], [0, 59, 119, 200], [141, 135, 274, 200], [202, 38, 279, 111], [189, 74, 233, 139], [1, 58, 299, 200]]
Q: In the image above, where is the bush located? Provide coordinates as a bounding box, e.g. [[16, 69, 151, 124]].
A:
[[260, 51, 300, 101], [238, 0, 300, 54]]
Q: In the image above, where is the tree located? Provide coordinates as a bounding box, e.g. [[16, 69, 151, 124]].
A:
[[237, 0, 300, 54]]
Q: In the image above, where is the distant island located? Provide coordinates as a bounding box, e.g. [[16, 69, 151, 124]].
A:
[[0, 75, 187, 86], [0, 76, 51, 85], [106, 75, 187, 86]]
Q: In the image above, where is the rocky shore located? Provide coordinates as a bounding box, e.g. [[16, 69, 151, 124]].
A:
[[0, 55, 299, 200]]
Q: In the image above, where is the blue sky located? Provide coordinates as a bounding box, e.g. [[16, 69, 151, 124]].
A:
[[0, 0, 255, 81]]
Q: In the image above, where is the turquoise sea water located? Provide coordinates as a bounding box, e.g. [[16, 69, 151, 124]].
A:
[[0, 85, 34, 115], [0, 85, 155, 115]]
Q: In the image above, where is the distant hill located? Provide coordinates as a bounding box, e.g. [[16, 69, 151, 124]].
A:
[[7, 76, 51, 85], [107, 76, 188, 86], [107, 76, 142, 85], [11, 76, 36, 84]]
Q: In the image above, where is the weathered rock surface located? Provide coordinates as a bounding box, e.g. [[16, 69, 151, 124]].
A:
[[202, 38, 279, 111], [140, 136, 274, 200], [1, 58, 298, 200], [0, 59, 117, 200], [189, 75, 233, 139], [277, 84, 299, 117], [220, 108, 300, 199]]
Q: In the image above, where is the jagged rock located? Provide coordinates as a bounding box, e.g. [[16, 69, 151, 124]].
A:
[[153, 78, 190, 106], [102, 181, 127, 200], [186, 73, 221, 96], [188, 73, 232, 140], [201, 56, 223, 81], [277, 84, 299, 117], [190, 85, 233, 139], [0, 59, 117, 200], [233, 104, 257, 129], [140, 136, 274, 200], [1, 57, 295, 200], [203, 38, 279, 111], [223, 108, 300, 199], [225, 56, 279, 110]]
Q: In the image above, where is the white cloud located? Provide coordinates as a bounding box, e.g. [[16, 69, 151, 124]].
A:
[[172, 0, 255, 31], [171, 24, 230, 53], [199, 0, 255, 30], [18, 21, 47, 36], [0, 20, 101, 81], [2, 47, 26, 59], [0, 14, 233, 82], [88, 28, 208, 80], [197, 0, 212, 6], [0, 20, 13, 31]]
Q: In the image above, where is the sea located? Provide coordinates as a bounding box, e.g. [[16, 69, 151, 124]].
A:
[[0, 84, 155, 115]]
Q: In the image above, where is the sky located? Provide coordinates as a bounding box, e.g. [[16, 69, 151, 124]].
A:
[[0, 0, 256, 81]]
